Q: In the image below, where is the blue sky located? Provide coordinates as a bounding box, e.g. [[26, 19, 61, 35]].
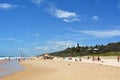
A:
[[0, 0, 120, 56]]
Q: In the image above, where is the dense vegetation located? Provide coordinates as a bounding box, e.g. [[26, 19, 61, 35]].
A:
[[49, 42, 120, 57]]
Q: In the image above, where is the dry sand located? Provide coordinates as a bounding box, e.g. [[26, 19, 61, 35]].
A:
[[1, 59, 120, 80]]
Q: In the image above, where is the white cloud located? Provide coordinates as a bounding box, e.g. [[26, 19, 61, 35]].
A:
[[63, 18, 80, 22], [67, 28, 120, 38], [33, 46, 49, 51], [13, 40, 76, 56], [0, 3, 17, 9], [33, 40, 76, 53], [46, 40, 76, 51], [31, 0, 43, 5], [81, 30, 120, 38], [92, 16, 99, 20], [48, 7, 80, 22], [0, 38, 23, 42], [50, 8, 77, 18]]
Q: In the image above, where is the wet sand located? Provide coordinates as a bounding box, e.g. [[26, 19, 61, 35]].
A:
[[0, 69, 4, 72], [1, 59, 120, 80], [0, 60, 6, 76], [0, 60, 23, 78], [0, 60, 8, 64]]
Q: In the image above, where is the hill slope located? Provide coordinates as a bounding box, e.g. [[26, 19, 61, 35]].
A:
[[49, 42, 120, 57]]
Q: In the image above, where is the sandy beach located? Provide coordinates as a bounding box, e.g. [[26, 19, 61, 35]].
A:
[[1, 58, 120, 80]]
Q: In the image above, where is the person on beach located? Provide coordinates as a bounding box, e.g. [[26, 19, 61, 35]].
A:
[[97, 56, 101, 62], [117, 55, 120, 62], [75, 58, 78, 61], [18, 58, 20, 62], [79, 57, 82, 61], [8, 57, 11, 61], [92, 56, 95, 62], [87, 56, 90, 60]]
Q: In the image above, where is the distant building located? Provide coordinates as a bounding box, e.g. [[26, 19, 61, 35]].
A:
[[93, 48, 99, 53], [43, 54, 54, 59], [94, 48, 99, 51]]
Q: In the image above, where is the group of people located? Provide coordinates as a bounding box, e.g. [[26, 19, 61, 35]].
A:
[[91, 56, 101, 62], [89, 55, 120, 62]]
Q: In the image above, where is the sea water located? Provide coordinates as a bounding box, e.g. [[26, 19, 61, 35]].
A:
[[0, 59, 24, 77]]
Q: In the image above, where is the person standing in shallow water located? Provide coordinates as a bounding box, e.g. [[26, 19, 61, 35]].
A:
[[18, 58, 20, 62], [8, 57, 11, 61]]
